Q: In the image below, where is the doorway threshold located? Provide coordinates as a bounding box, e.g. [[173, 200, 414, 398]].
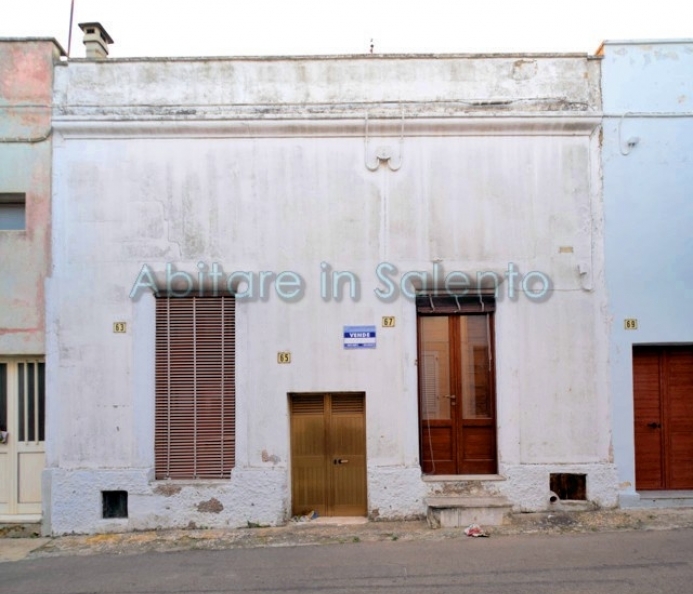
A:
[[0, 514, 41, 524], [631, 490, 693, 509], [422, 474, 506, 482], [300, 517, 369, 526]]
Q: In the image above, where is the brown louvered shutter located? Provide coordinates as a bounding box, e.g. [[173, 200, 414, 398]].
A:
[[155, 297, 235, 479]]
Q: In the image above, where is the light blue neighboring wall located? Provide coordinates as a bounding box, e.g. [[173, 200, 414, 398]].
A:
[[601, 40, 693, 504]]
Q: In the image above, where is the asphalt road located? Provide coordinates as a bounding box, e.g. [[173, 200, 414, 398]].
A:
[[3, 528, 692, 594]]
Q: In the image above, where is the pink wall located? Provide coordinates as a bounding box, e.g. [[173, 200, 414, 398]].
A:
[[0, 39, 63, 353]]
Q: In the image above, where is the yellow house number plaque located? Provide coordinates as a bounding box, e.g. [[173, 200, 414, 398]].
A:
[[277, 352, 291, 364], [624, 319, 638, 330], [113, 322, 127, 333]]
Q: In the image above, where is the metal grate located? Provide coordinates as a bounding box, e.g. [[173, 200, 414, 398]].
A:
[[155, 297, 235, 479], [17, 362, 45, 443], [416, 294, 496, 314]]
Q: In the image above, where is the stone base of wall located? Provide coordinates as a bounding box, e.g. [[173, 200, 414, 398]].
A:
[[43, 467, 288, 536], [42, 463, 619, 534], [367, 466, 427, 520], [499, 463, 619, 511]]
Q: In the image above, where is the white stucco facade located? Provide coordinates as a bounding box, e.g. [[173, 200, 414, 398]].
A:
[[44, 52, 618, 535]]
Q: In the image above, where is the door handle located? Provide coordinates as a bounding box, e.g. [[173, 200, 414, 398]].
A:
[[333, 459, 349, 465], [647, 422, 661, 429]]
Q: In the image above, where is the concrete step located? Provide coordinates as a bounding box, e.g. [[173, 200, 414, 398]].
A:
[[425, 495, 512, 528], [633, 490, 693, 509], [0, 522, 42, 538]]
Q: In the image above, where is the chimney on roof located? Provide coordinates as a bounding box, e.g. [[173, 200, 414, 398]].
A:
[[78, 22, 113, 59]]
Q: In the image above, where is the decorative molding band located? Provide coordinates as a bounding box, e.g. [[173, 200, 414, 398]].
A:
[[53, 114, 602, 139]]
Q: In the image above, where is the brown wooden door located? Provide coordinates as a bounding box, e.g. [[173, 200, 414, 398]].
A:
[[634, 346, 693, 490], [418, 314, 497, 475], [290, 393, 367, 516]]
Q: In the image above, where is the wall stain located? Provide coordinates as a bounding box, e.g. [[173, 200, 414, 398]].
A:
[[261, 449, 280, 464], [153, 484, 183, 497], [197, 497, 224, 513], [512, 59, 537, 81]]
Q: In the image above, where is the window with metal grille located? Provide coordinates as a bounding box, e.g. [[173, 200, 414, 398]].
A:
[[0, 361, 45, 440], [155, 297, 235, 479], [17, 362, 45, 442]]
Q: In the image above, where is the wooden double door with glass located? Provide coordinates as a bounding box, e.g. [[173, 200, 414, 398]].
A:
[[290, 392, 367, 517], [418, 311, 497, 475]]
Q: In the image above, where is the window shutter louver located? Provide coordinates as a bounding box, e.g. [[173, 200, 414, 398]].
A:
[[155, 297, 235, 480], [330, 394, 365, 415], [290, 394, 325, 415]]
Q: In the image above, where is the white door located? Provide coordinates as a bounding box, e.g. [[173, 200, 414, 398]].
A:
[[0, 360, 45, 517]]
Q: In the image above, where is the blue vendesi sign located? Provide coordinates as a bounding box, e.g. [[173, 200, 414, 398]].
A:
[[343, 325, 376, 349]]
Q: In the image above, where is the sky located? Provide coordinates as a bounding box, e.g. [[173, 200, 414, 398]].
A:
[[1, 0, 691, 59]]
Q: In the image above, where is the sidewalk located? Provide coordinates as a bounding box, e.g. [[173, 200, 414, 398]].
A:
[[3, 507, 693, 563]]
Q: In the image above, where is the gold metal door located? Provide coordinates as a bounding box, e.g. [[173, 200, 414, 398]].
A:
[[290, 393, 366, 517]]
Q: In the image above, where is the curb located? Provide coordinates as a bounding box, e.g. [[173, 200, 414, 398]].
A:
[[3, 507, 693, 563]]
